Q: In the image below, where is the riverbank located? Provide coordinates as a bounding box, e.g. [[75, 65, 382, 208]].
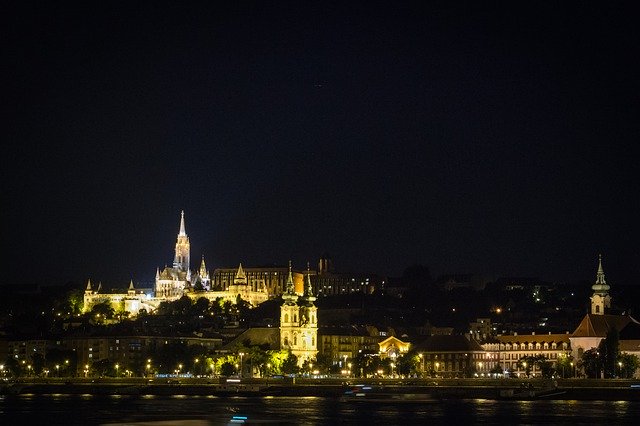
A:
[[2, 378, 639, 401]]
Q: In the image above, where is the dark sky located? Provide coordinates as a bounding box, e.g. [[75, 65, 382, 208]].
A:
[[2, 1, 638, 288]]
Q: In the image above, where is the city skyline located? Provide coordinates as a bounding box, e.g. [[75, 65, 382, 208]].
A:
[[2, 2, 638, 287]]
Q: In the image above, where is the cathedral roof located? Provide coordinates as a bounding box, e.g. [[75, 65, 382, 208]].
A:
[[571, 313, 632, 338]]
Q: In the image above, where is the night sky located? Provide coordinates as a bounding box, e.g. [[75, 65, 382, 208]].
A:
[[2, 1, 638, 288]]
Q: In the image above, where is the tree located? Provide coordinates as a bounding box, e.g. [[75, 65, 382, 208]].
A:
[[618, 353, 640, 379], [281, 352, 299, 375], [90, 302, 115, 323], [220, 362, 236, 377], [517, 354, 549, 378], [490, 364, 504, 376], [600, 327, 620, 378], [396, 352, 418, 377], [556, 354, 574, 378], [580, 348, 601, 378]]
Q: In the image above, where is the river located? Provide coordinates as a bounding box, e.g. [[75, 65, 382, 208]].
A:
[[2, 393, 640, 425]]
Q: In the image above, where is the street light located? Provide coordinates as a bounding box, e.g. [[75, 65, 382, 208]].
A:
[[56, 364, 60, 377], [238, 353, 244, 378], [570, 362, 575, 378], [618, 361, 623, 378], [115, 363, 119, 377], [419, 353, 424, 376]]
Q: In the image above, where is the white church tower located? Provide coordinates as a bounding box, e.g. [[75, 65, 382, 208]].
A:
[[590, 254, 611, 315]]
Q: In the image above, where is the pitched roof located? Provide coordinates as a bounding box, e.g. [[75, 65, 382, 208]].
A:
[[496, 333, 571, 344], [571, 314, 632, 338]]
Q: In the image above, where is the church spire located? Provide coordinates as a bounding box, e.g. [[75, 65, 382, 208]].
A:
[[199, 255, 209, 278], [234, 263, 247, 285], [173, 210, 190, 271], [282, 260, 298, 304], [304, 261, 316, 305], [592, 254, 610, 293], [590, 254, 612, 315], [179, 210, 186, 236]]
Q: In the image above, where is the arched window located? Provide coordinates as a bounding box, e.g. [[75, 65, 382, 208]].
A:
[[284, 313, 289, 323], [294, 335, 298, 346], [284, 336, 289, 346]]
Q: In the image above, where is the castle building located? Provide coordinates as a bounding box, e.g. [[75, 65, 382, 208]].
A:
[[155, 210, 191, 298], [83, 211, 270, 316], [279, 262, 318, 365], [211, 265, 304, 296]]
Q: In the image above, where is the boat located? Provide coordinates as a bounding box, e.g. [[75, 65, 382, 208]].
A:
[[497, 382, 566, 400], [339, 384, 437, 403]]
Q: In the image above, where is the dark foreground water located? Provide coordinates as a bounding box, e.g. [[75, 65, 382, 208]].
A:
[[2, 394, 640, 425]]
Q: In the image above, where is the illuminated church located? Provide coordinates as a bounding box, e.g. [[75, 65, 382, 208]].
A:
[[280, 262, 319, 364], [83, 211, 270, 315]]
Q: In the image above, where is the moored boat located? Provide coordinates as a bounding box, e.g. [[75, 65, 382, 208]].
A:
[[339, 384, 437, 403]]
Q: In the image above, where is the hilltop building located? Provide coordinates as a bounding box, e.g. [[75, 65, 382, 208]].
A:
[[83, 211, 270, 316]]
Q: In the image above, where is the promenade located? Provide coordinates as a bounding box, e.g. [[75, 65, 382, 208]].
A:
[[3, 377, 639, 401]]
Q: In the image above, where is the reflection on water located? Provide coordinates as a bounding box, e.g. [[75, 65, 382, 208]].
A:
[[2, 394, 640, 425]]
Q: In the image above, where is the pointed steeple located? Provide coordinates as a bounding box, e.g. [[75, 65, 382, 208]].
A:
[[234, 263, 247, 285], [304, 261, 316, 305], [129, 280, 135, 290], [590, 254, 612, 315], [179, 210, 186, 236], [199, 255, 208, 276], [286, 260, 295, 294], [86, 279, 92, 291], [592, 254, 610, 293], [282, 260, 298, 304], [173, 210, 190, 271]]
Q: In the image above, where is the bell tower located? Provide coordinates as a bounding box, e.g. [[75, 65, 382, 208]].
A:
[[590, 254, 611, 315], [173, 210, 190, 272]]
